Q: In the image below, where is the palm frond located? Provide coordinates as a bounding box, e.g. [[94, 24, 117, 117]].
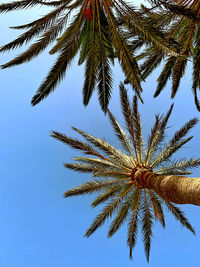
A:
[[119, 83, 140, 163], [154, 56, 176, 97], [170, 118, 198, 145], [72, 126, 133, 169], [85, 184, 135, 237], [0, 3, 68, 53], [150, 0, 200, 20], [103, 0, 142, 90], [108, 187, 138, 237], [141, 189, 153, 262], [97, 52, 113, 113], [50, 130, 102, 157], [64, 178, 128, 197], [140, 48, 164, 80], [91, 186, 122, 207], [151, 136, 193, 168], [127, 189, 141, 259], [192, 24, 200, 111], [73, 156, 125, 170], [107, 110, 135, 162], [0, 0, 41, 12], [171, 57, 188, 98], [148, 190, 165, 227], [93, 169, 130, 179], [164, 201, 195, 234], [156, 157, 200, 175], [31, 29, 81, 105], [1, 14, 70, 68], [145, 104, 174, 165], [132, 95, 143, 164]]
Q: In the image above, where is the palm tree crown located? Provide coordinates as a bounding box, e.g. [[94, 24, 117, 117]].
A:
[[51, 83, 199, 261], [136, 0, 200, 111], [0, 0, 180, 112]]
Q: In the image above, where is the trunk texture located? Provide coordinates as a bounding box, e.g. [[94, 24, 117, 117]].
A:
[[134, 169, 200, 206]]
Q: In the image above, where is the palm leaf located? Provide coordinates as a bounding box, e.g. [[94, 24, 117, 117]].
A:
[[164, 201, 195, 234], [148, 190, 165, 227], [1, 14, 70, 68], [145, 104, 174, 165], [141, 189, 153, 262], [127, 189, 141, 259], [50, 130, 102, 157], [154, 56, 176, 97], [72, 126, 133, 169], [64, 178, 128, 197], [107, 110, 135, 162], [85, 184, 135, 237], [31, 28, 82, 105], [91, 186, 122, 207], [108, 187, 138, 237]]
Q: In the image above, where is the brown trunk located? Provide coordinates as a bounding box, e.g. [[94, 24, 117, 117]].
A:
[[134, 169, 200, 206]]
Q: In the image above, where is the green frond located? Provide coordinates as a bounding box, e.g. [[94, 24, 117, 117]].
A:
[[97, 51, 113, 113], [140, 48, 164, 79], [103, 0, 142, 91], [154, 56, 176, 98], [144, 115, 161, 165], [91, 186, 122, 207], [119, 83, 139, 163], [171, 58, 188, 98], [50, 130, 102, 157], [145, 104, 174, 165], [154, 0, 200, 21], [49, 0, 88, 55], [64, 163, 101, 173], [132, 95, 143, 164], [127, 189, 141, 259], [164, 201, 195, 235], [85, 184, 135, 237], [10, 1, 69, 30], [82, 31, 98, 107], [73, 156, 125, 170], [121, 0, 180, 57], [0, 0, 42, 12], [169, 118, 198, 145], [31, 29, 81, 105], [72, 126, 133, 169], [108, 188, 138, 237], [148, 190, 165, 227], [156, 166, 191, 176], [78, 21, 91, 65], [192, 24, 200, 111], [151, 118, 198, 167], [37, 1, 68, 7], [141, 189, 153, 262], [151, 136, 193, 168], [156, 157, 200, 175], [64, 178, 127, 198], [1, 14, 70, 68], [93, 169, 130, 179], [95, 3, 113, 113], [107, 110, 135, 162], [0, 3, 68, 54]]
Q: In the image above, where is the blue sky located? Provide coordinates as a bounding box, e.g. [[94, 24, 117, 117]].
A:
[[0, 2, 200, 267]]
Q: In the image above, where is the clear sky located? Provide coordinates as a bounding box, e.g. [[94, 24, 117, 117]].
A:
[[0, 2, 200, 267]]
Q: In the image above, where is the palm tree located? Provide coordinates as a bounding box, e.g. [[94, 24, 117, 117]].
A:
[[135, 0, 200, 111], [51, 83, 200, 261], [0, 0, 179, 112]]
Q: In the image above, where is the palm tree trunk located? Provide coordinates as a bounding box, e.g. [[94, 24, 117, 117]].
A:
[[134, 169, 200, 205]]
